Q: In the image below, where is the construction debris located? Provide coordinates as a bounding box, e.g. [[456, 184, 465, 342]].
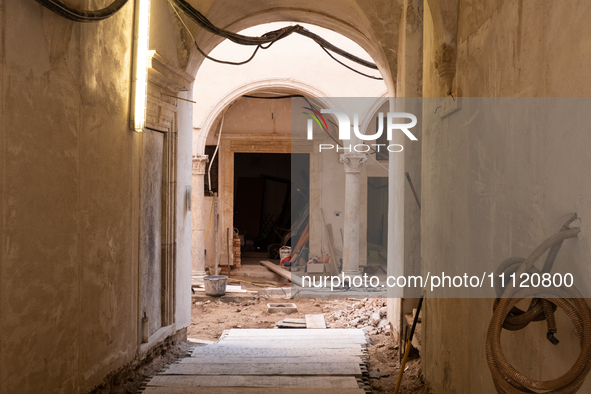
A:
[[325, 298, 390, 335]]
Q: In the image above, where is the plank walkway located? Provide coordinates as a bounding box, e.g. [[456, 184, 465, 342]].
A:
[[142, 329, 371, 393]]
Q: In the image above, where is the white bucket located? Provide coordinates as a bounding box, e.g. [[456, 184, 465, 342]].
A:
[[279, 246, 291, 261]]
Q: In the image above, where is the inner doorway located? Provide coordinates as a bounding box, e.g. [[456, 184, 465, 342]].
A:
[[233, 152, 309, 259]]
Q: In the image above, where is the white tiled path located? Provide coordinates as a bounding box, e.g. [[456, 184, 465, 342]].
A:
[[141, 329, 371, 393]]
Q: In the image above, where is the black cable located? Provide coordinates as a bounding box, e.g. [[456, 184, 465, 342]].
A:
[[36, 0, 383, 79], [34, 0, 129, 22], [168, 0, 382, 75], [295, 28, 377, 70], [243, 94, 304, 99], [194, 40, 264, 66], [170, 0, 298, 45], [320, 46, 383, 80]]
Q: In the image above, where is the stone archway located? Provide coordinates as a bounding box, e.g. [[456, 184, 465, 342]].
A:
[[193, 78, 345, 157], [181, 0, 400, 95], [182, 3, 408, 342], [190, 78, 344, 281]]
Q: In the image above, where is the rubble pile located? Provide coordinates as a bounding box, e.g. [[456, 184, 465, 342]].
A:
[[325, 298, 390, 335]]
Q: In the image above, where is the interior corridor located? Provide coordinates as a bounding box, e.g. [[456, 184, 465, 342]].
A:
[[3, 1, 591, 393]]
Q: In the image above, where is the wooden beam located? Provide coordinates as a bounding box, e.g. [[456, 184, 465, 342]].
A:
[[147, 375, 361, 389], [305, 314, 327, 329], [143, 387, 367, 394], [259, 260, 302, 286], [320, 208, 340, 276]]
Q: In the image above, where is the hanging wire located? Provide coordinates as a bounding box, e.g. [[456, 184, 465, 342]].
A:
[[35, 0, 384, 78], [34, 0, 129, 22], [167, 0, 383, 79], [320, 46, 383, 80]]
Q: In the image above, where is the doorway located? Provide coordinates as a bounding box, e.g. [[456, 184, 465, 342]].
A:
[[233, 152, 309, 259], [139, 127, 177, 340]]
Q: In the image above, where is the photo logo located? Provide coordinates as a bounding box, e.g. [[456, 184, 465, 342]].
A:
[[304, 108, 418, 153]]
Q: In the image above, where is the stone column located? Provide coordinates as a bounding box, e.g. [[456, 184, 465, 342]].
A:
[[340, 153, 367, 276], [191, 155, 209, 283]]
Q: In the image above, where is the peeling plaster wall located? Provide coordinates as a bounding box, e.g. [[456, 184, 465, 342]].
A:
[[422, 0, 591, 392], [0, 1, 193, 392]]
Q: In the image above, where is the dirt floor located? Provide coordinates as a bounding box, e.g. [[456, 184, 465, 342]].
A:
[[93, 335, 194, 394], [187, 293, 431, 394]]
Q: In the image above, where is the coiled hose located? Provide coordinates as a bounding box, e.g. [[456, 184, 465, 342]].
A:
[[486, 214, 591, 393]]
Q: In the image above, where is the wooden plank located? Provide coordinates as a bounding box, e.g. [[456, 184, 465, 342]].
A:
[[193, 284, 243, 291], [193, 287, 247, 293], [219, 335, 364, 342], [220, 334, 363, 340], [259, 261, 303, 286], [291, 223, 309, 265], [142, 387, 367, 394], [192, 348, 366, 357], [221, 328, 365, 335], [147, 375, 361, 389], [192, 342, 362, 349], [192, 342, 365, 350], [187, 338, 215, 345], [275, 323, 306, 328], [222, 329, 364, 336], [325, 224, 340, 276], [305, 314, 327, 329], [320, 208, 340, 276], [282, 318, 306, 324], [180, 356, 364, 364], [218, 339, 364, 346], [162, 362, 362, 377]]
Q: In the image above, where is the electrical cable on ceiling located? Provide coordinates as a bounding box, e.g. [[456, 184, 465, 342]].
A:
[[167, 0, 383, 79], [319, 46, 383, 80], [34, 0, 129, 22], [194, 39, 277, 66], [35, 0, 383, 78], [170, 1, 276, 66]]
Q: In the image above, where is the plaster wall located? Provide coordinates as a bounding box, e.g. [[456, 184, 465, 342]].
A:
[[0, 1, 193, 392], [421, 0, 591, 392], [385, 0, 423, 343]]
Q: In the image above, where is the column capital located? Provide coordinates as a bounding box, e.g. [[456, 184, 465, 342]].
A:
[[340, 154, 367, 174], [192, 155, 209, 175]]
